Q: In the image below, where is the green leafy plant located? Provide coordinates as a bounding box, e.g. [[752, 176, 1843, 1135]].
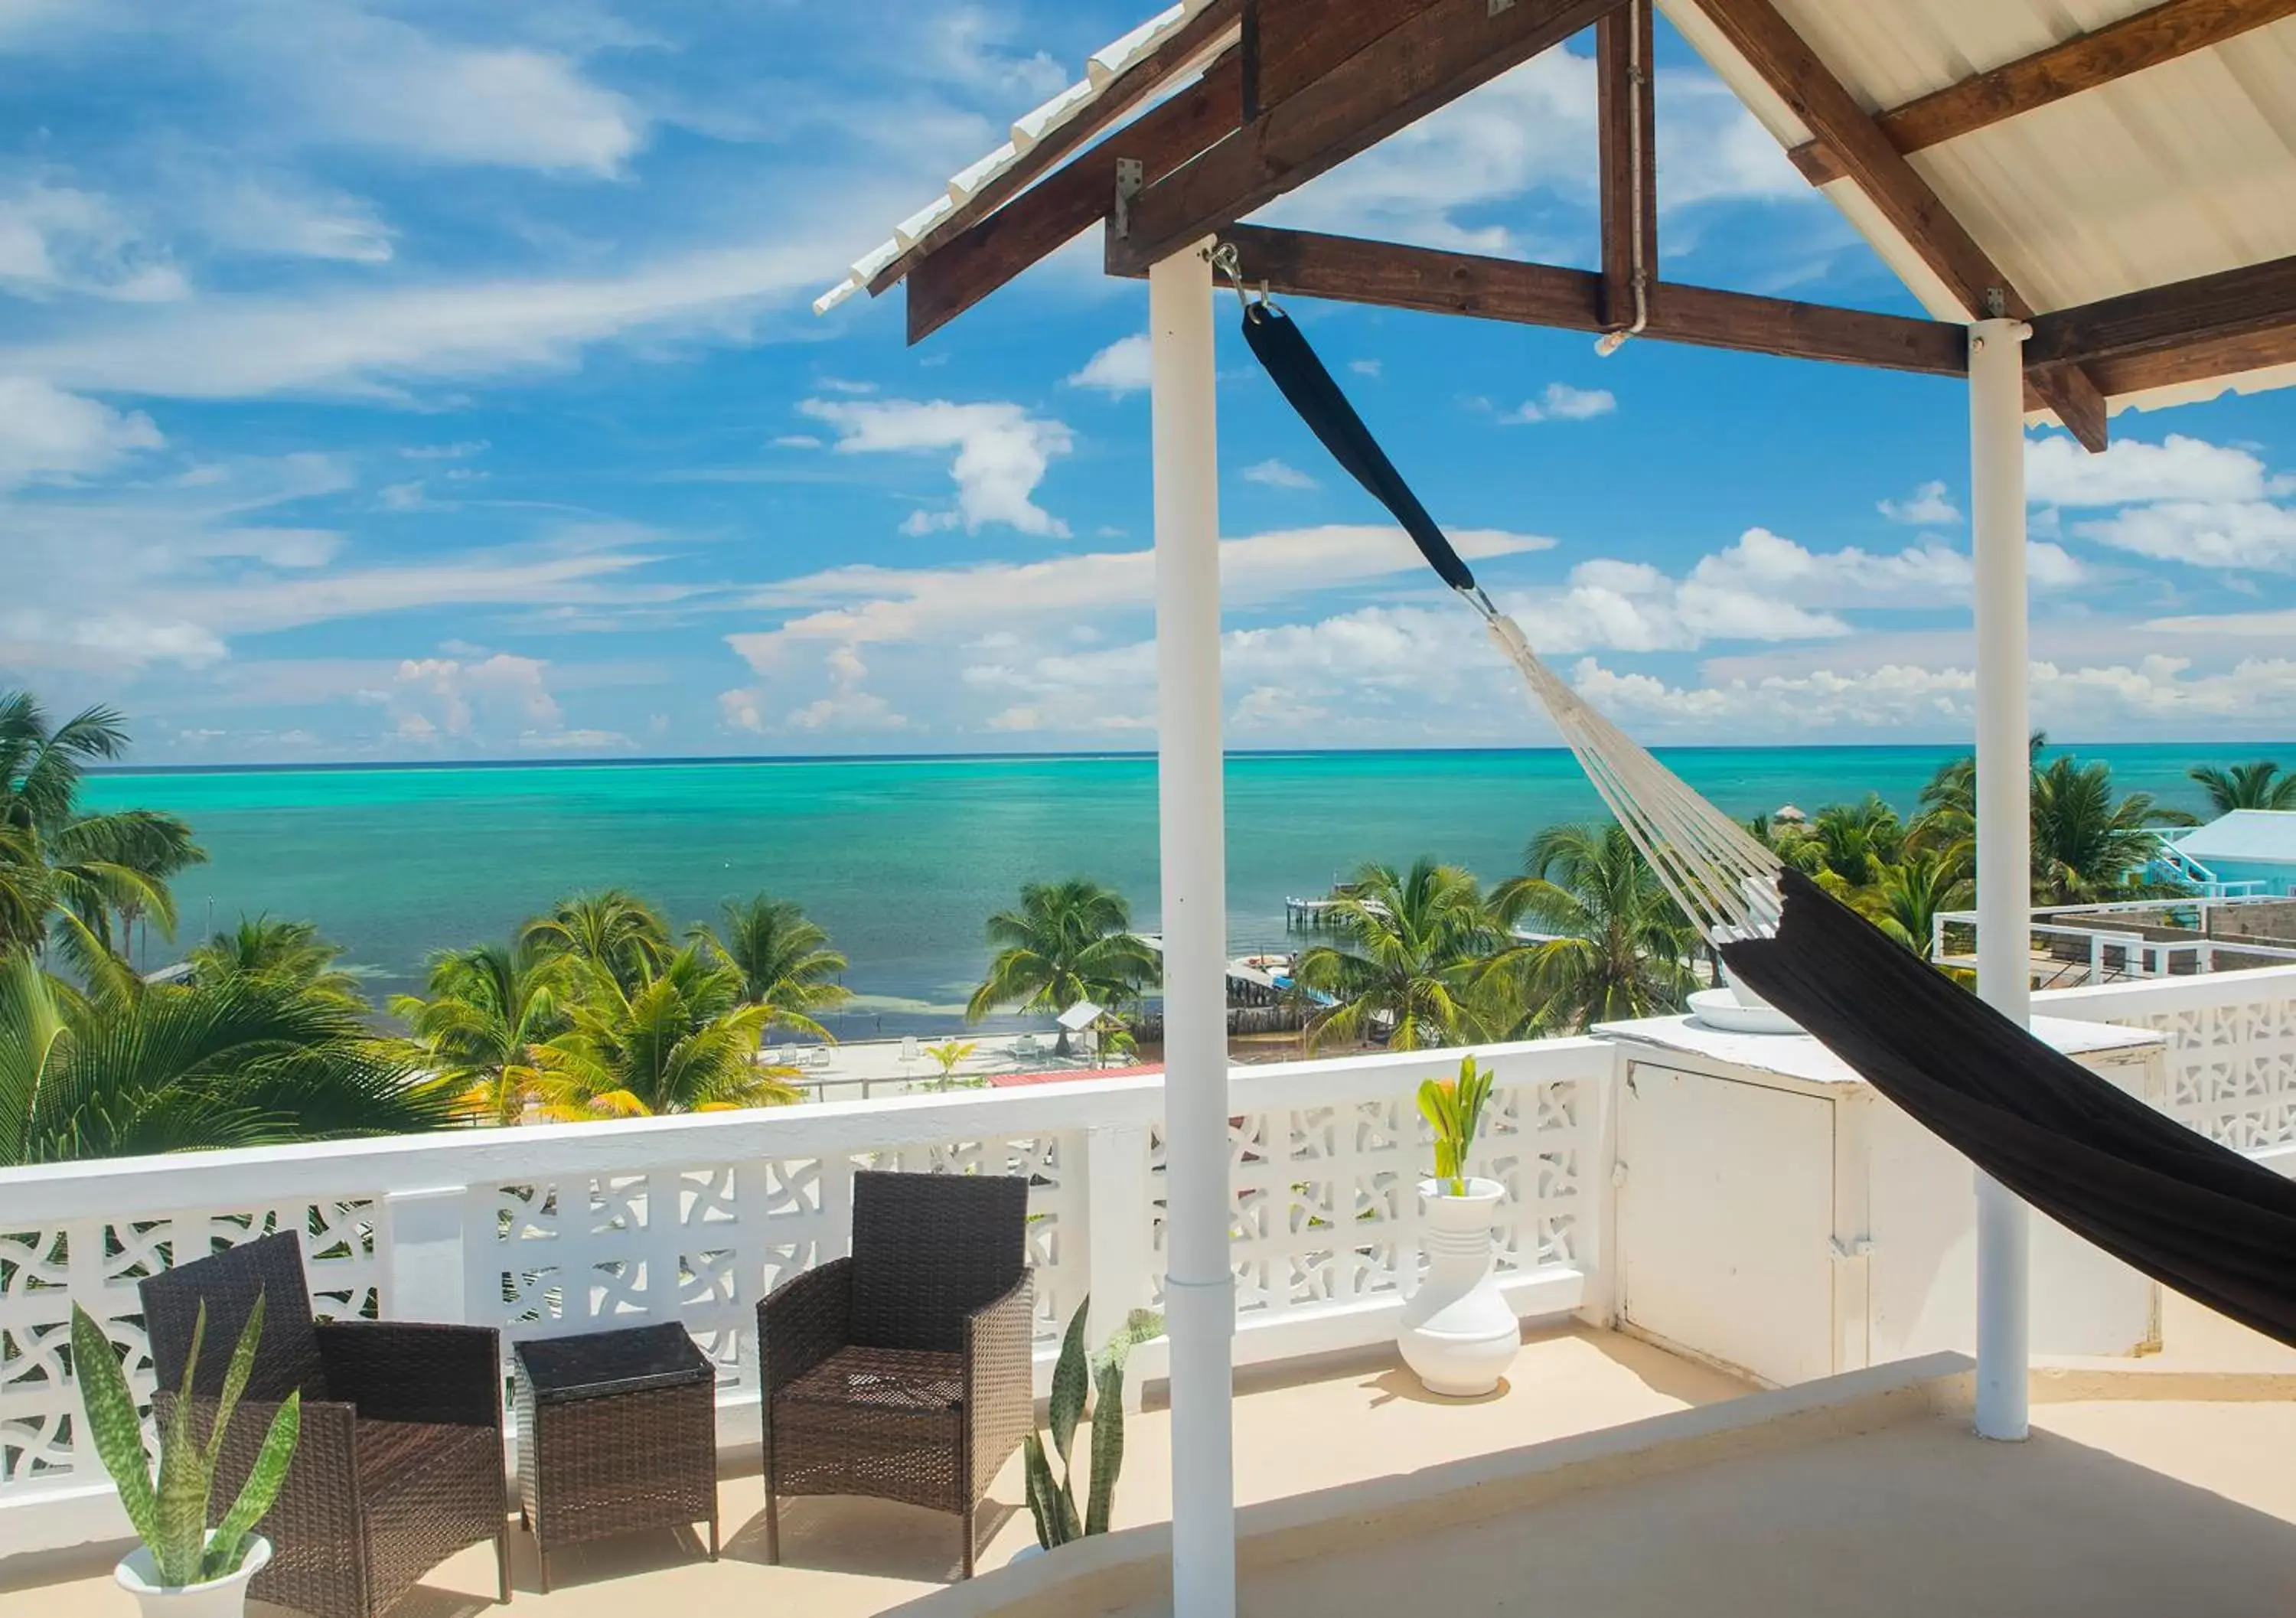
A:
[[1020, 1297, 1163, 1548], [1417, 1052, 1495, 1196], [920, 1038, 979, 1090], [70, 1295, 301, 1587]]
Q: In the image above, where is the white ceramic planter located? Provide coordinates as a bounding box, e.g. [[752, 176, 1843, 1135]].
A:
[[1397, 1177, 1517, 1397], [115, 1535, 272, 1618]]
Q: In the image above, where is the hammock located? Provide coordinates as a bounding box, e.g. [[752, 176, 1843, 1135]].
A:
[[1238, 298, 2296, 1352]]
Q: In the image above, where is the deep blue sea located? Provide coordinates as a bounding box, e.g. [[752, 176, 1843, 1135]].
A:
[[81, 745, 2288, 1035]]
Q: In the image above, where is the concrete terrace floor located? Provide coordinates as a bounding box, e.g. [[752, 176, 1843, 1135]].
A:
[[0, 1325, 1747, 1618]]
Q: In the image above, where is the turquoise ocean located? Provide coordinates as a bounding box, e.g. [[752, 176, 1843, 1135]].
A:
[[82, 745, 2288, 1036]]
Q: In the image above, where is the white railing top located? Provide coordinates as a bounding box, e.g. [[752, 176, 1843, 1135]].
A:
[[2037, 960, 2296, 1013], [0, 1036, 1614, 1225]]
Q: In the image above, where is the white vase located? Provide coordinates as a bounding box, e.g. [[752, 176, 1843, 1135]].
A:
[[1397, 1177, 1517, 1397], [114, 1535, 272, 1618]]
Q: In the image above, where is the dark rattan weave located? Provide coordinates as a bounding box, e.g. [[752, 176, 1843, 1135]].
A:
[[759, 1169, 1032, 1578], [512, 1323, 719, 1593], [139, 1231, 508, 1618]]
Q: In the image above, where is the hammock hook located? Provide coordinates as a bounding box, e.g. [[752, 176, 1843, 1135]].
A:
[[1211, 240, 1279, 322]]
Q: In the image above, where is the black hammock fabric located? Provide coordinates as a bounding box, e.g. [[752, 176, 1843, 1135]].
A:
[[1240, 295, 2296, 1354], [1725, 871, 2296, 1352]]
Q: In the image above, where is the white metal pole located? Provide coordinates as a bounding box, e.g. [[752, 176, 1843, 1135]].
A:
[[1150, 240, 1237, 1616], [1969, 315, 2033, 1442]]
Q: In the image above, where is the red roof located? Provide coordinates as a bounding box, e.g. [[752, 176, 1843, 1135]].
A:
[[985, 1063, 1163, 1089]]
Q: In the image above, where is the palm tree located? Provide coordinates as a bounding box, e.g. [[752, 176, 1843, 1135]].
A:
[[390, 940, 566, 1127], [0, 954, 452, 1164], [1293, 860, 1500, 1051], [1483, 824, 1696, 1034], [2190, 760, 2296, 814], [521, 889, 670, 991], [1866, 852, 1971, 960], [690, 893, 851, 1039], [191, 915, 364, 1006], [1799, 794, 1905, 889], [531, 944, 801, 1118], [2030, 753, 2193, 903], [967, 879, 1159, 1053], [0, 692, 206, 974]]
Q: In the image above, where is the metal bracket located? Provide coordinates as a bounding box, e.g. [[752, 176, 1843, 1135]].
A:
[[1611, 1160, 1629, 1189], [1828, 1237, 1874, 1262], [1489, 0, 1516, 13], [1983, 286, 2008, 320], [1114, 158, 1144, 240]]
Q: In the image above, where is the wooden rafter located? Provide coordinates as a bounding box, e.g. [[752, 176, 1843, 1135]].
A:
[[1596, 0, 1658, 331], [1789, 0, 2296, 187], [1685, 0, 2109, 449], [866, 0, 1243, 299], [2027, 252, 2296, 368], [1123, 223, 1971, 374], [2085, 325, 2296, 400], [1106, 0, 1623, 277], [906, 54, 1244, 344]]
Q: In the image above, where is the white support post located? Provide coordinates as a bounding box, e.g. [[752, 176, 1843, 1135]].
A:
[[1969, 315, 2033, 1442], [1151, 239, 1237, 1618]]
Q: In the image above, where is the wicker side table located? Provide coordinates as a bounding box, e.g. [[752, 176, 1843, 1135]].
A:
[[513, 1323, 719, 1593]]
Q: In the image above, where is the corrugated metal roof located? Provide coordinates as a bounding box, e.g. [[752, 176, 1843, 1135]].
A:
[[824, 0, 2296, 413], [812, 0, 1230, 316], [2175, 810, 2296, 866], [1662, 0, 2296, 413]]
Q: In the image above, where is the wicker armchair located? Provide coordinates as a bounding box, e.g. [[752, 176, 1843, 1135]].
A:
[[138, 1231, 509, 1618], [758, 1169, 1032, 1577]]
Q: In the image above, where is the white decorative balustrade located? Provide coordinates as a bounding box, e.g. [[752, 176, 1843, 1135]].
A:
[[0, 1039, 1605, 1551], [2039, 964, 2296, 1150]]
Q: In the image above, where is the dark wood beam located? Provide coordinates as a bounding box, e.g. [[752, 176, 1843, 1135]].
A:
[[1107, 0, 1623, 277], [1684, 0, 2108, 449], [2027, 253, 2296, 367], [1789, 0, 2296, 186], [1596, 0, 1658, 330], [2085, 323, 2296, 400], [1117, 224, 1971, 375], [1254, 0, 1449, 107], [867, 0, 1242, 298], [905, 54, 1243, 344]]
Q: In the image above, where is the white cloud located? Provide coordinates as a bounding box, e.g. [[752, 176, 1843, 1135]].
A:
[[0, 182, 188, 302], [1241, 458, 1317, 491], [188, 176, 395, 264], [799, 396, 1075, 537], [719, 686, 769, 734], [771, 434, 824, 449], [387, 653, 562, 742], [1502, 382, 1616, 423], [517, 727, 635, 752], [1877, 479, 1958, 525], [1066, 334, 1152, 398], [1570, 653, 2296, 739], [1349, 359, 1382, 379], [730, 524, 1552, 662], [2075, 501, 2296, 573], [11, 230, 863, 400], [2027, 432, 2278, 507], [236, 10, 643, 175], [1681, 526, 2082, 606], [0, 377, 162, 488], [402, 439, 489, 461]]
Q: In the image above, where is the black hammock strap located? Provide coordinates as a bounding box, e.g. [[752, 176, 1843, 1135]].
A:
[[1238, 297, 2296, 1355]]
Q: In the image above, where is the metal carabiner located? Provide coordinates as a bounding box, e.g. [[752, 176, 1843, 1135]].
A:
[[1210, 240, 1280, 322]]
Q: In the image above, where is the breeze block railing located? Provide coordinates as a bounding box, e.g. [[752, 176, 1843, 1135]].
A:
[[0, 1039, 1606, 1551], [2039, 964, 2296, 1150]]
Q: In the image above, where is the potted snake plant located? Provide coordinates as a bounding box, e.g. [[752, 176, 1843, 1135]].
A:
[[1397, 1054, 1518, 1397], [1018, 1296, 1164, 1557], [70, 1296, 301, 1616]]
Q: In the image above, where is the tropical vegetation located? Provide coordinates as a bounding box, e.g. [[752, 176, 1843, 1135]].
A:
[[2190, 759, 2296, 814], [967, 879, 1159, 1052], [1021, 1297, 1165, 1548]]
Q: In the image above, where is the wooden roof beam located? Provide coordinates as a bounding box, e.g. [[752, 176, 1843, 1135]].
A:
[[1684, 0, 2109, 449], [1106, 0, 1624, 278], [905, 53, 1244, 344], [1789, 0, 2296, 187], [2027, 251, 2296, 367], [1597, 0, 1659, 330], [867, 0, 1243, 299], [1114, 223, 1971, 374]]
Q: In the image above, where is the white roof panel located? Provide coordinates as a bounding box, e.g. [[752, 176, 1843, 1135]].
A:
[[2177, 811, 2296, 866]]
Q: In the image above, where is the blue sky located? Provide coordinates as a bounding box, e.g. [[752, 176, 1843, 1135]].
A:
[[2, 1, 2293, 762]]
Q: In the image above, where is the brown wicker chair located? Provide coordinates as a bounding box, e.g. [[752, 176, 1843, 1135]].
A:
[[138, 1231, 509, 1618], [758, 1169, 1032, 1577]]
